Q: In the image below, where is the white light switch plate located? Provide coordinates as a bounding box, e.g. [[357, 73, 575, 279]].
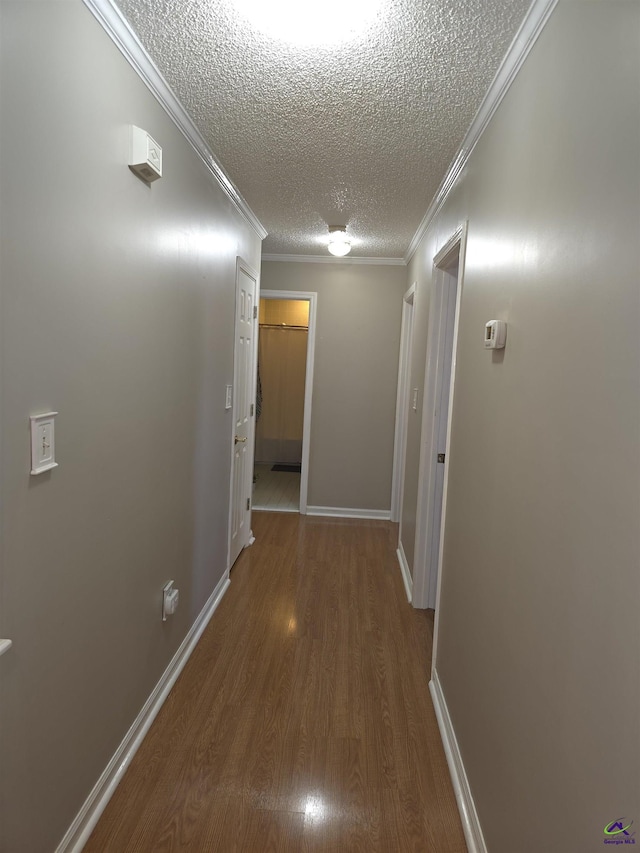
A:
[[30, 412, 58, 475], [225, 385, 233, 410]]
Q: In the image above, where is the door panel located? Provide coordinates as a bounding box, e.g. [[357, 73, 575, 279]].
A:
[[229, 262, 257, 568]]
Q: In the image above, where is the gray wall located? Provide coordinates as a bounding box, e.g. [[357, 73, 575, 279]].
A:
[[260, 261, 406, 512], [0, 3, 261, 851], [406, 2, 640, 851]]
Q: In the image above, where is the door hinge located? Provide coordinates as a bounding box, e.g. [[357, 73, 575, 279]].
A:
[[246, 498, 251, 511], [253, 305, 258, 319], [437, 453, 446, 464], [250, 403, 254, 417]]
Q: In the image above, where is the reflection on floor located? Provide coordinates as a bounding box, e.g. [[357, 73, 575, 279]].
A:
[[253, 462, 300, 512], [84, 513, 465, 852]]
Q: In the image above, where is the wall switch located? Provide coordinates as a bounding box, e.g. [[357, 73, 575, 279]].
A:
[[412, 388, 419, 412], [225, 385, 233, 410], [30, 412, 58, 475], [162, 580, 179, 621]]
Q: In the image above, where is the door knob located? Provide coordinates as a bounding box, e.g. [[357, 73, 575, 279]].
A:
[[235, 435, 247, 444]]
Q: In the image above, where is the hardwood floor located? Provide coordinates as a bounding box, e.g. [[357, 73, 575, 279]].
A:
[[85, 512, 466, 852]]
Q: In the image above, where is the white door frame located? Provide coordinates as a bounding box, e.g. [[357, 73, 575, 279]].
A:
[[227, 257, 259, 570], [391, 283, 416, 523], [257, 290, 317, 515], [412, 223, 467, 612]]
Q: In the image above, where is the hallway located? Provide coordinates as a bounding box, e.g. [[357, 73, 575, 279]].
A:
[[85, 512, 466, 852]]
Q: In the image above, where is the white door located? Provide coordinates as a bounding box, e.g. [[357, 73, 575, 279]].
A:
[[392, 284, 416, 523], [424, 267, 457, 607], [412, 225, 466, 611], [392, 285, 417, 603], [229, 260, 258, 569]]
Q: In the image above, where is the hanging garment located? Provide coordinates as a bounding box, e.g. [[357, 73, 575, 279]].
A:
[[256, 360, 262, 421]]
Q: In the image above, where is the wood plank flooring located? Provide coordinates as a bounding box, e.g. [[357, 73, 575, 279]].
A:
[[84, 512, 466, 852]]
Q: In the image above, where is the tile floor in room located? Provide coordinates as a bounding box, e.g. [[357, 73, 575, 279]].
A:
[[252, 463, 301, 512]]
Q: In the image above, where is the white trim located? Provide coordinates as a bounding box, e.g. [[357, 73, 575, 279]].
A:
[[82, 0, 267, 241], [306, 506, 391, 521], [258, 290, 317, 516], [391, 284, 416, 523], [429, 670, 488, 853], [412, 225, 467, 610], [261, 254, 406, 266], [55, 573, 231, 853], [405, 0, 558, 263], [396, 541, 413, 603]]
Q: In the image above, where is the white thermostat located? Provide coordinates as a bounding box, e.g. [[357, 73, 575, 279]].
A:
[[484, 320, 507, 349], [129, 125, 162, 182]]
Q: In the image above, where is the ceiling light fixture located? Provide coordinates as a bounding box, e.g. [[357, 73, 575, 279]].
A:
[[327, 225, 351, 257], [232, 0, 384, 47]]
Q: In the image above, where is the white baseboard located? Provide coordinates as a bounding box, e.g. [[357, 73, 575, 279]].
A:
[[396, 541, 413, 603], [55, 573, 231, 853], [306, 505, 391, 520], [429, 670, 487, 853]]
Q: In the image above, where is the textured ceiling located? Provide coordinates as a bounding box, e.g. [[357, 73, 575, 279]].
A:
[[116, 0, 532, 258]]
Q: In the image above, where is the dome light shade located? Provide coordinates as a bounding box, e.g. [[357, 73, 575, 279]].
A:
[[232, 0, 384, 47], [327, 226, 351, 257]]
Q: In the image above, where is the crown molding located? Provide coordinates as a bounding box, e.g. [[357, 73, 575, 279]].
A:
[[82, 0, 268, 241], [405, 0, 559, 264], [261, 254, 406, 266]]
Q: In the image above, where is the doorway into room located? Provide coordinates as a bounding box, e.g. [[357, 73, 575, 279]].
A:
[[412, 224, 466, 611], [252, 291, 316, 513]]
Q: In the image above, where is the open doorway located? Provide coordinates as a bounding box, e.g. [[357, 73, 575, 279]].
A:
[[412, 223, 467, 610], [252, 291, 316, 513]]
